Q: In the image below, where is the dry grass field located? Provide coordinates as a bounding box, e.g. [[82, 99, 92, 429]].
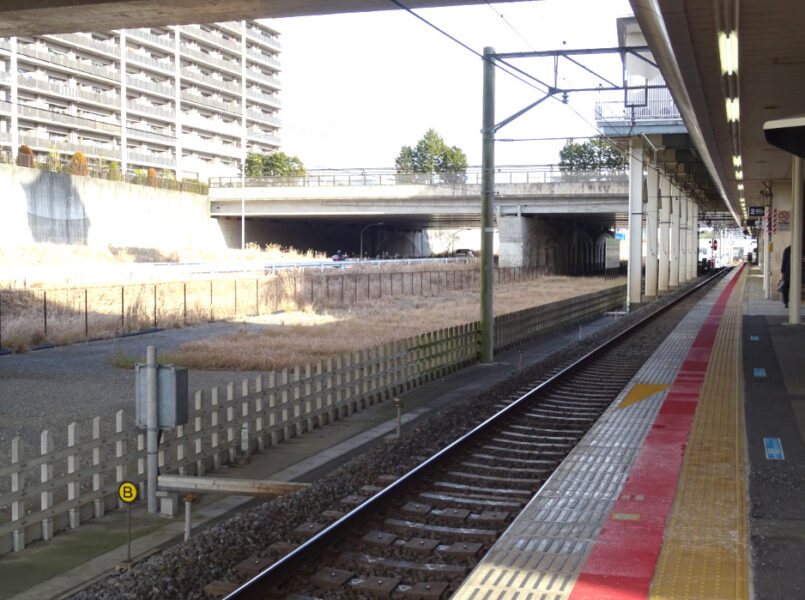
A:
[[163, 275, 625, 371]]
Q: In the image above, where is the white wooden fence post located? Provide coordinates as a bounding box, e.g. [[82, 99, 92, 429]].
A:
[[211, 386, 221, 470], [226, 382, 236, 463], [67, 422, 80, 528], [267, 372, 278, 447], [40, 430, 54, 541], [254, 375, 265, 451], [116, 410, 127, 509], [11, 437, 25, 551], [92, 416, 104, 518], [194, 390, 205, 476]]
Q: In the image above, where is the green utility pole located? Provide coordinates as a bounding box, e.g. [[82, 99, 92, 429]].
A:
[[480, 47, 495, 363]]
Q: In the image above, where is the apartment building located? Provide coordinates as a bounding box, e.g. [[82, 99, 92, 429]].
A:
[[0, 20, 281, 181]]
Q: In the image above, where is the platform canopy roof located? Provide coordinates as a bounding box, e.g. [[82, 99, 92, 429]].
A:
[[630, 0, 805, 229], [0, 0, 501, 37]]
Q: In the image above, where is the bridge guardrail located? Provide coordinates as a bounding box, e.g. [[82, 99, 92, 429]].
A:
[[209, 165, 628, 188]]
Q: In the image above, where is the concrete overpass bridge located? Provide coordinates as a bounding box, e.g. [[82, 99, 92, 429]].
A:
[[208, 165, 628, 273]]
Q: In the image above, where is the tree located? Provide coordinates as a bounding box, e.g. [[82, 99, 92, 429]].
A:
[[395, 129, 468, 182], [558, 138, 626, 171], [262, 152, 305, 176], [244, 153, 264, 176], [245, 151, 306, 177], [70, 151, 88, 176], [147, 167, 158, 187], [17, 144, 34, 168]]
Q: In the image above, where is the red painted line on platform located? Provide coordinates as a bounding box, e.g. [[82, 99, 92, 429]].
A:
[[569, 267, 744, 600]]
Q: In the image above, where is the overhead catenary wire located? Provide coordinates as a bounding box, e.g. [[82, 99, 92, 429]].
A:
[[386, 0, 711, 200]]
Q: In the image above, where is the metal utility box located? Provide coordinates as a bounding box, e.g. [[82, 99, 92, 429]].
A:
[[135, 364, 189, 429]]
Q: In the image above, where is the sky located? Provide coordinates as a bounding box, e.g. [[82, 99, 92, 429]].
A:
[[264, 0, 635, 170]]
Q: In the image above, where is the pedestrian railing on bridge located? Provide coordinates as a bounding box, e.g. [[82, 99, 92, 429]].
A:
[[209, 165, 628, 188]]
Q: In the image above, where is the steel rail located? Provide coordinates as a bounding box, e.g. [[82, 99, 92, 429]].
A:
[[224, 267, 730, 599]]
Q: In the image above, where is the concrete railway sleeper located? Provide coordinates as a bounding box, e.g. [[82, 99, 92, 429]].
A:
[[212, 269, 729, 600]]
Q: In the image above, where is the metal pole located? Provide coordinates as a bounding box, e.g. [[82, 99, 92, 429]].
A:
[[126, 503, 132, 563], [480, 46, 495, 363], [184, 498, 192, 541], [627, 137, 644, 310], [763, 214, 771, 298], [241, 156, 246, 250], [146, 345, 158, 513], [790, 155, 802, 325]]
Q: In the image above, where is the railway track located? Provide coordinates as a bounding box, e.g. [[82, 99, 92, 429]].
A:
[[214, 270, 727, 600]]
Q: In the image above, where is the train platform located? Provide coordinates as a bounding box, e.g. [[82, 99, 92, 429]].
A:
[[453, 263, 805, 600]]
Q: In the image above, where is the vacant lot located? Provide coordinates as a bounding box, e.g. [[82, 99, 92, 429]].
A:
[[165, 275, 625, 371]]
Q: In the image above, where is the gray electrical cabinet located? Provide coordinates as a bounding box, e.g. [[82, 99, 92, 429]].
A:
[[135, 364, 189, 429]]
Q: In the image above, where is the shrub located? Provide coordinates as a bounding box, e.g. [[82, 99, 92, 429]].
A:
[[17, 145, 34, 168], [147, 167, 158, 187], [70, 151, 88, 176], [108, 161, 120, 181]]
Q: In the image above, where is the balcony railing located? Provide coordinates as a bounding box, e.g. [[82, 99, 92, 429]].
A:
[[125, 75, 174, 98], [182, 135, 242, 157], [19, 134, 119, 160], [127, 101, 175, 121], [18, 104, 120, 134], [127, 29, 175, 51], [182, 113, 242, 136], [245, 48, 280, 69], [245, 27, 282, 51], [217, 21, 244, 36], [17, 75, 121, 107], [43, 33, 120, 58], [595, 88, 682, 122], [180, 89, 242, 115], [245, 69, 281, 90], [246, 109, 281, 127], [180, 44, 241, 76], [17, 45, 120, 82], [125, 50, 174, 76], [246, 90, 281, 108], [128, 149, 174, 168], [181, 67, 240, 94], [246, 132, 281, 147], [127, 127, 175, 145], [182, 24, 241, 52]]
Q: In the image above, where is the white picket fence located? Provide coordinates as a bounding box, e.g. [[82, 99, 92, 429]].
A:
[[0, 285, 626, 554]]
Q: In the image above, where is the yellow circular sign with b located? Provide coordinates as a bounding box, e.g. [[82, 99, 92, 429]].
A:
[[118, 481, 138, 503]]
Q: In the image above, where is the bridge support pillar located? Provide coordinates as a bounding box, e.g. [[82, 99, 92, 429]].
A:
[[658, 175, 671, 294], [688, 198, 698, 280], [497, 213, 554, 269], [670, 186, 681, 288], [627, 138, 644, 310], [645, 164, 659, 301], [679, 190, 689, 283]]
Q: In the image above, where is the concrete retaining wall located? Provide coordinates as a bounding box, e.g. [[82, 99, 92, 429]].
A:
[[0, 164, 225, 249]]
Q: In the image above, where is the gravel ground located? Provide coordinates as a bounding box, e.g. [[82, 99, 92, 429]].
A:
[[0, 321, 268, 465], [67, 290, 693, 600]]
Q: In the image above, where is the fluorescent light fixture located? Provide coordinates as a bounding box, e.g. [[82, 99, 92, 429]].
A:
[[735, 169, 743, 180], [732, 155, 742, 167], [737, 183, 744, 190], [726, 97, 740, 122], [718, 31, 739, 75], [730, 33, 739, 75]]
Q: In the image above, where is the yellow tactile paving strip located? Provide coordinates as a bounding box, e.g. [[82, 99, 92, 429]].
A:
[[649, 268, 750, 600]]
